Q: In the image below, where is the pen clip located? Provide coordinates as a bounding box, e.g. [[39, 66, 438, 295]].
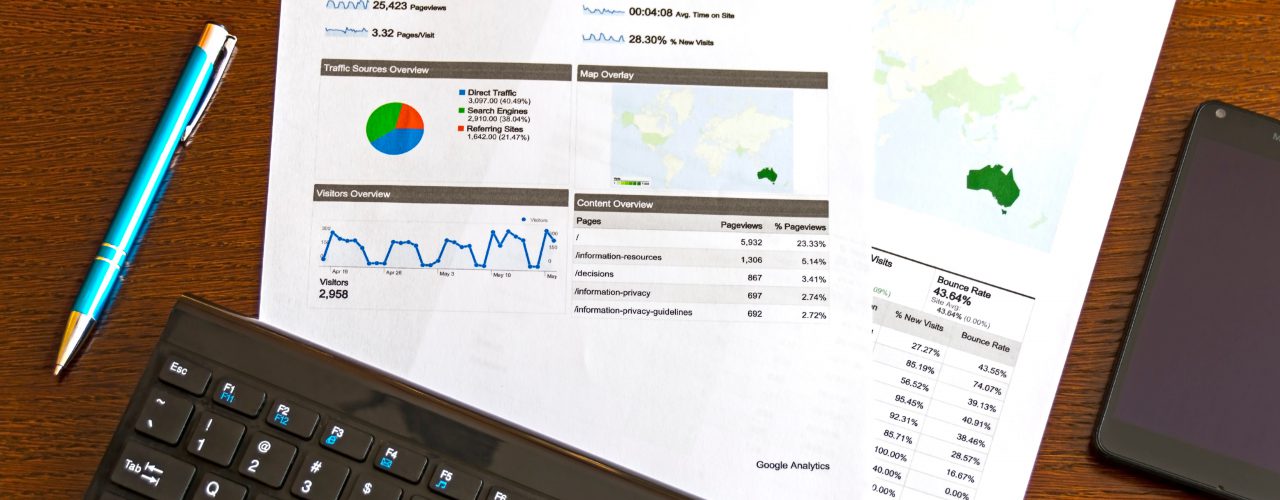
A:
[[182, 34, 238, 145]]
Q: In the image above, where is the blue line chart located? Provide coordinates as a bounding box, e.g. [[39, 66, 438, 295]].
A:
[[324, 26, 370, 37], [582, 33, 626, 43], [320, 229, 558, 270], [582, 5, 626, 16], [325, 0, 370, 9]]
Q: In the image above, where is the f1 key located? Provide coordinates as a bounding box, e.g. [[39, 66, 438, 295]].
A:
[[212, 378, 265, 417]]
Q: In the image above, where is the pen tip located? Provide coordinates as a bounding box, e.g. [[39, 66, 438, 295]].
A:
[[55, 311, 95, 378]]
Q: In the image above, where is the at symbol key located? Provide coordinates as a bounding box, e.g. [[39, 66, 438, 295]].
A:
[[237, 433, 296, 488]]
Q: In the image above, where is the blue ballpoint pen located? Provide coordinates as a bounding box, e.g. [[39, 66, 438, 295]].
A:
[[55, 23, 237, 375]]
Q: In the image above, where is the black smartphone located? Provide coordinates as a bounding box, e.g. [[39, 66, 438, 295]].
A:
[[1095, 101, 1280, 498]]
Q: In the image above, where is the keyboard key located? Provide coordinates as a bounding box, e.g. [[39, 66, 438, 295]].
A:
[[158, 355, 210, 395], [238, 433, 297, 488], [373, 443, 428, 483], [212, 378, 265, 417], [321, 421, 373, 461], [292, 452, 350, 500], [187, 412, 245, 466], [428, 464, 483, 500], [347, 474, 401, 500], [267, 399, 319, 439], [109, 441, 196, 500], [100, 492, 128, 500], [485, 488, 524, 500], [192, 472, 247, 500], [133, 388, 193, 445]]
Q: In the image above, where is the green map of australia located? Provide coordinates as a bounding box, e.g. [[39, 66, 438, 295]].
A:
[[966, 164, 1020, 214]]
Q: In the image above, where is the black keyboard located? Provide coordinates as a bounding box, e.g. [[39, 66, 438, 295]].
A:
[[86, 295, 688, 500]]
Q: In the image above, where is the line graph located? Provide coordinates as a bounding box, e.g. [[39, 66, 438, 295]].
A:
[[324, 26, 370, 37], [582, 5, 625, 16], [325, 0, 370, 9], [320, 228, 558, 270], [582, 33, 626, 43]]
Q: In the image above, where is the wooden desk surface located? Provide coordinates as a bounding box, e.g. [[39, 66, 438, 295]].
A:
[[2, 1, 1277, 497]]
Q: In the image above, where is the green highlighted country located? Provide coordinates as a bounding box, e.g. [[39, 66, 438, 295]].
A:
[[620, 111, 670, 147], [873, 50, 907, 85], [922, 68, 1022, 122], [967, 164, 1020, 214], [756, 167, 778, 184]]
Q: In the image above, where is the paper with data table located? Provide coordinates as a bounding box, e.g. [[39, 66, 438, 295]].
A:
[[260, 1, 873, 497], [862, 2, 1173, 499]]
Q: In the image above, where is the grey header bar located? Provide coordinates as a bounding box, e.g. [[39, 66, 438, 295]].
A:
[[320, 59, 572, 81], [573, 212, 828, 234], [574, 193, 828, 217], [315, 184, 568, 207], [576, 65, 827, 89], [873, 298, 1021, 365]]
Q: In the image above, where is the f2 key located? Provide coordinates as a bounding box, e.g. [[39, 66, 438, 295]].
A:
[[267, 399, 319, 439]]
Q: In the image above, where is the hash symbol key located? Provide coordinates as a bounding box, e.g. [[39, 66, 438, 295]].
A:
[[291, 452, 349, 500]]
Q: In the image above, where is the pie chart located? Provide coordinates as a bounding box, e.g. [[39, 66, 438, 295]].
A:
[[366, 102, 424, 155]]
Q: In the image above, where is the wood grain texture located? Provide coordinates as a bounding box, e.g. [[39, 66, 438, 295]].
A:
[[0, 1, 277, 496], [1027, 1, 1280, 499], [0, 1, 1276, 497]]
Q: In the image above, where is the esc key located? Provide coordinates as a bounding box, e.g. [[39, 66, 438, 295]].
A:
[[158, 355, 211, 396]]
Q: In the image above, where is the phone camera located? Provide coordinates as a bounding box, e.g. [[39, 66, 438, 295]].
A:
[[1215, 108, 1227, 119]]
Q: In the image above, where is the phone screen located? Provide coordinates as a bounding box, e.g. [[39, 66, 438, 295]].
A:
[[1108, 110, 1280, 474]]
